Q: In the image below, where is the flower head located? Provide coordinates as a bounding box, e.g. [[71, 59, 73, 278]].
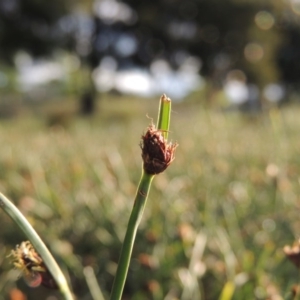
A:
[[10, 241, 57, 289], [141, 124, 177, 175]]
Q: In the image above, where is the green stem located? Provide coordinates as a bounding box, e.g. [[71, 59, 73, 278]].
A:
[[110, 94, 172, 299], [109, 171, 154, 300], [83, 266, 105, 300], [157, 94, 171, 139], [0, 193, 73, 300]]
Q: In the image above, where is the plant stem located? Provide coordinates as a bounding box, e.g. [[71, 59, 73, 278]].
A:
[[109, 172, 154, 300], [0, 193, 73, 300], [110, 94, 173, 299], [83, 266, 105, 300], [157, 94, 171, 139]]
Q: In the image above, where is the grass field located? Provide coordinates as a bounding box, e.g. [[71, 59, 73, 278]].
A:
[[0, 96, 300, 300]]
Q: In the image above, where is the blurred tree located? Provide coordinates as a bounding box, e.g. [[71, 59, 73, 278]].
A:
[[1, 0, 300, 102], [0, 0, 73, 63], [120, 0, 288, 87], [88, 0, 294, 96], [277, 8, 300, 96], [0, 0, 99, 113]]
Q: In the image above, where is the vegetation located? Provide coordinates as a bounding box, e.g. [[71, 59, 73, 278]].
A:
[[0, 96, 300, 299], [1, 0, 300, 92]]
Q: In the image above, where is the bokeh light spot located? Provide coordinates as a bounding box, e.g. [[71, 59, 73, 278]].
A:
[[291, 0, 300, 15], [263, 83, 285, 103], [255, 11, 275, 30], [244, 43, 264, 63]]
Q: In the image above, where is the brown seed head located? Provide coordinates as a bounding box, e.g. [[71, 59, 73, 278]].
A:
[[141, 124, 177, 175], [283, 240, 300, 269], [10, 241, 57, 289], [291, 285, 300, 298]]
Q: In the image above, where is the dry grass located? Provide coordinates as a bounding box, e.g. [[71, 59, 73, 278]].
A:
[[0, 97, 299, 299]]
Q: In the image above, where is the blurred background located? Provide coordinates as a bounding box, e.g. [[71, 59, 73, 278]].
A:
[[1, 0, 300, 299], [2, 0, 300, 108]]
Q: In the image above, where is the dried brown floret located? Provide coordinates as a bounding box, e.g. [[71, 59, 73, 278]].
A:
[[10, 241, 57, 289], [141, 124, 177, 175], [283, 240, 300, 269]]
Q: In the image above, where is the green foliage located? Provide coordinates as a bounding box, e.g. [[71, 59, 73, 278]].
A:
[[0, 98, 299, 299], [0, 0, 73, 64]]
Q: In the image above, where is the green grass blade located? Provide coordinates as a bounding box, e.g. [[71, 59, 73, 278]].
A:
[[219, 281, 235, 300], [0, 193, 74, 300], [84, 266, 106, 300]]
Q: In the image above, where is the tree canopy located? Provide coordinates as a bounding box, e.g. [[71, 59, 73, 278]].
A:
[[0, 0, 299, 89], [0, 0, 73, 63]]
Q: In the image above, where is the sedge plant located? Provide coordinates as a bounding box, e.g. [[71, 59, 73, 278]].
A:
[[0, 94, 176, 300], [109, 94, 178, 300], [0, 192, 74, 300]]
